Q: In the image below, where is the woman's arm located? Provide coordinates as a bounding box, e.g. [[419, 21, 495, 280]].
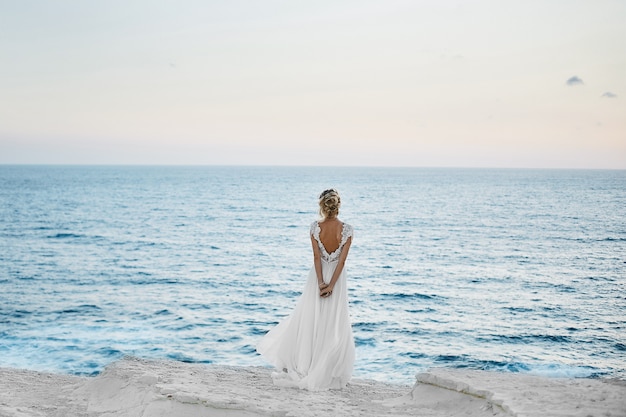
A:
[[320, 236, 352, 297], [311, 235, 327, 291]]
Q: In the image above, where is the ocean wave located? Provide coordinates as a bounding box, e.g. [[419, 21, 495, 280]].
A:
[[54, 305, 102, 316], [378, 293, 440, 300], [353, 321, 388, 332], [355, 337, 377, 347], [597, 237, 626, 242], [47, 233, 84, 239], [478, 334, 574, 344], [432, 355, 602, 378]]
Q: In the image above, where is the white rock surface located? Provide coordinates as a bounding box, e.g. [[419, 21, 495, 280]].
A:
[[0, 358, 624, 417]]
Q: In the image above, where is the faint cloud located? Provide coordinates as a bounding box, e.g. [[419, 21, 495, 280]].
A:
[[566, 76, 584, 86], [601, 91, 617, 98]]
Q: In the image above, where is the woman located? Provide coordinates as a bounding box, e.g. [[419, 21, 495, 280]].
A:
[[257, 189, 355, 390]]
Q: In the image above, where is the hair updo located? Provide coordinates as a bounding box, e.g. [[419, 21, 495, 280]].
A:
[[319, 188, 341, 219]]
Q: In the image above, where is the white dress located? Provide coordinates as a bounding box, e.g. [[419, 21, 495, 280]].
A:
[[256, 221, 355, 391]]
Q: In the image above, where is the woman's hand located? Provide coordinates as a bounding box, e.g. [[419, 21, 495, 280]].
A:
[[320, 284, 334, 298]]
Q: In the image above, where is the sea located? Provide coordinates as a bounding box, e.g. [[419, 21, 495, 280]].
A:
[[1, 165, 624, 385]]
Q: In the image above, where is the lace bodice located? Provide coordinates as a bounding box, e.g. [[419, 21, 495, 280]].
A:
[[310, 221, 353, 263]]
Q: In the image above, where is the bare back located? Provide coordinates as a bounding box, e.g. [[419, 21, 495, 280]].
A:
[[317, 218, 344, 254]]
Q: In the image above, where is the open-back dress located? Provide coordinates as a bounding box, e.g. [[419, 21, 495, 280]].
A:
[[256, 221, 355, 390]]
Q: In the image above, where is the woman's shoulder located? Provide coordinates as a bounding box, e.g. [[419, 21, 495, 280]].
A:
[[342, 222, 354, 238]]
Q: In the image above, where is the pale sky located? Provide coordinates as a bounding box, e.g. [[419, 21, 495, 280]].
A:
[[1, 0, 624, 168]]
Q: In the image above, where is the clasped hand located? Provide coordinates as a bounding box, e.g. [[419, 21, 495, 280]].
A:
[[318, 282, 333, 298]]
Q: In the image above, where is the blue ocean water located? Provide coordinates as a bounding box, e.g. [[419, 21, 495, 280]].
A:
[[1, 166, 624, 385]]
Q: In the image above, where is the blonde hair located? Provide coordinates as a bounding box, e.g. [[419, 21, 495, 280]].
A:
[[319, 189, 341, 219]]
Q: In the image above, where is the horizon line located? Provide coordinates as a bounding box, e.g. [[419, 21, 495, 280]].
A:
[[1, 163, 624, 171]]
